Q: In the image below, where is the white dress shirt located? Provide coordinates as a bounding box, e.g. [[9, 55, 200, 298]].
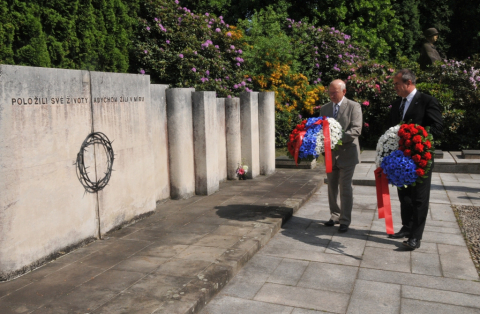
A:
[[334, 96, 345, 117], [401, 88, 417, 120]]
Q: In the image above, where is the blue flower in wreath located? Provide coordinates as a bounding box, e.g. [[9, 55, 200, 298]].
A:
[[298, 117, 323, 159], [381, 150, 418, 187]]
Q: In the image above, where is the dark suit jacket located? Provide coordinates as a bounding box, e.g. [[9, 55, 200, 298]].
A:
[[390, 91, 443, 139]]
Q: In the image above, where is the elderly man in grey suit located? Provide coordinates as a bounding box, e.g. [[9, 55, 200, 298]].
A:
[[320, 79, 362, 232]]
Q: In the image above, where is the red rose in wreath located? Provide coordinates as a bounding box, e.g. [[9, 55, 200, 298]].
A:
[[416, 168, 425, 176], [412, 135, 422, 143], [414, 143, 424, 152]]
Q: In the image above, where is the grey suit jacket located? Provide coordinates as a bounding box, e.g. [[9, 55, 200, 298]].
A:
[[320, 97, 362, 167]]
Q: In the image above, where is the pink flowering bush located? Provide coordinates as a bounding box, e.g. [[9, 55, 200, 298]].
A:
[[134, 0, 252, 96], [417, 56, 480, 150], [284, 20, 369, 85]]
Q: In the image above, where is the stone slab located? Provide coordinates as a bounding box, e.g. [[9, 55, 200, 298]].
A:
[[359, 150, 376, 163], [447, 151, 480, 173], [347, 280, 401, 314], [266, 258, 309, 286], [91, 71, 156, 235], [276, 156, 317, 169], [357, 268, 480, 295], [150, 84, 170, 201], [0, 65, 97, 280], [438, 244, 479, 280], [297, 262, 358, 294], [401, 298, 480, 314], [360, 247, 411, 273], [202, 295, 293, 314], [435, 149, 444, 159], [254, 283, 350, 313], [462, 150, 480, 159], [402, 285, 480, 309]]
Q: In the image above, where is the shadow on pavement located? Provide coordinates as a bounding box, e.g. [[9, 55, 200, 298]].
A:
[[214, 204, 405, 260]]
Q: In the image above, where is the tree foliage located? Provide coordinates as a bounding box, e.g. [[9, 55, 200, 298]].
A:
[[0, 0, 138, 72]]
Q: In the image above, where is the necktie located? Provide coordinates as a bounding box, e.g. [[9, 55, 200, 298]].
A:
[[333, 104, 339, 119], [399, 98, 406, 120]]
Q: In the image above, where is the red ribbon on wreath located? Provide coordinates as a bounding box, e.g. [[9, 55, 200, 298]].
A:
[[293, 130, 307, 165], [291, 117, 332, 173], [374, 167, 394, 235], [322, 117, 332, 173]]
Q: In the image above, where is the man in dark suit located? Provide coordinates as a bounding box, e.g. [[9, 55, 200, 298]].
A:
[[388, 69, 443, 250], [321, 79, 362, 233]]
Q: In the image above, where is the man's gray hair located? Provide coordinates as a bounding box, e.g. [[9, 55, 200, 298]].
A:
[[330, 80, 346, 91], [395, 69, 416, 85]]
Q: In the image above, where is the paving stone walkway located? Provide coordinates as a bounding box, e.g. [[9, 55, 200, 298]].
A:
[[201, 171, 480, 314], [0, 169, 323, 314]]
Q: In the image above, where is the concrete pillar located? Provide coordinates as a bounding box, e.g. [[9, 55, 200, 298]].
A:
[[193, 91, 219, 195], [166, 88, 196, 199], [258, 92, 276, 175], [150, 84, 170, 201], [225, 98, 241, 180], [216, 98, 227, 182], [240, 92, 260, 179]]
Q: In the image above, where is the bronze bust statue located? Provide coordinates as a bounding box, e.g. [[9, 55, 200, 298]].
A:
[[419, 28, 444, 70]]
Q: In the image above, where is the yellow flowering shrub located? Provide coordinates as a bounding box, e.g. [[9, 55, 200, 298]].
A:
[[253, 62, 328, 115], [227, 26, 243, 40]]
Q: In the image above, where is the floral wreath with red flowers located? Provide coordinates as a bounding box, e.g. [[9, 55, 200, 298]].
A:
[[376, 122, 435, 188], [397, 123, 434, 180]]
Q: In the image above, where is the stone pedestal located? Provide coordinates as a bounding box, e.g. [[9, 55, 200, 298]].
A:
[[193, 92, 219, 195], [225, 98, 242, 180], [150, 85, 170, 201], [166, 88, 196, 199], [217, 98, 227, 182], [240, 92, 260, 179], [258, 92, 276, 175]]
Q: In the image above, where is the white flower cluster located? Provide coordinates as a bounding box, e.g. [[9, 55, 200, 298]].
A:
[[375, 125, 400, 167], [315, 118, 343, 153]]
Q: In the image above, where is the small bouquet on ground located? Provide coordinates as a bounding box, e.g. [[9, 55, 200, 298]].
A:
[[374, 122, 435, 235], [236, 159, 249, 180], [286, 117, 343, 172]]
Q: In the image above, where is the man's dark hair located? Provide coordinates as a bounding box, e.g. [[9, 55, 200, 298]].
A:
[[395, 69, 416, 85]]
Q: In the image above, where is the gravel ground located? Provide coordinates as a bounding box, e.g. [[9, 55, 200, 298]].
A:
[[452, 205, 480, 276]]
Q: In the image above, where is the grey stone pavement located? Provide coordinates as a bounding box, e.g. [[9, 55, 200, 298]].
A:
[[201, 164, 480, 314], [0, 169, 324, 314]]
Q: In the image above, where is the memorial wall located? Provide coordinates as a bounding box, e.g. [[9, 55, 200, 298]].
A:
[[0, 64, 275, 280]]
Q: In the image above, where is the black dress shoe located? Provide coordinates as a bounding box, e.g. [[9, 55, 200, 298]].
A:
[[389, 228, 411, 239], [338, 224, 349, 232], [403, 238, 421, 250], [324, 219, 339, 227]]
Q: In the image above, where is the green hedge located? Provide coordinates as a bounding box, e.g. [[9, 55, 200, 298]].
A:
[[0, 0, 138, 72]]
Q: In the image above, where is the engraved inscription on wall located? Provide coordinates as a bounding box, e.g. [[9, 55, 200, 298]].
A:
[[11, 96, 145, 106]]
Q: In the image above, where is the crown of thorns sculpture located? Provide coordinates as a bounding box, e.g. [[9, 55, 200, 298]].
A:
[[75, 132, 114, 193]]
